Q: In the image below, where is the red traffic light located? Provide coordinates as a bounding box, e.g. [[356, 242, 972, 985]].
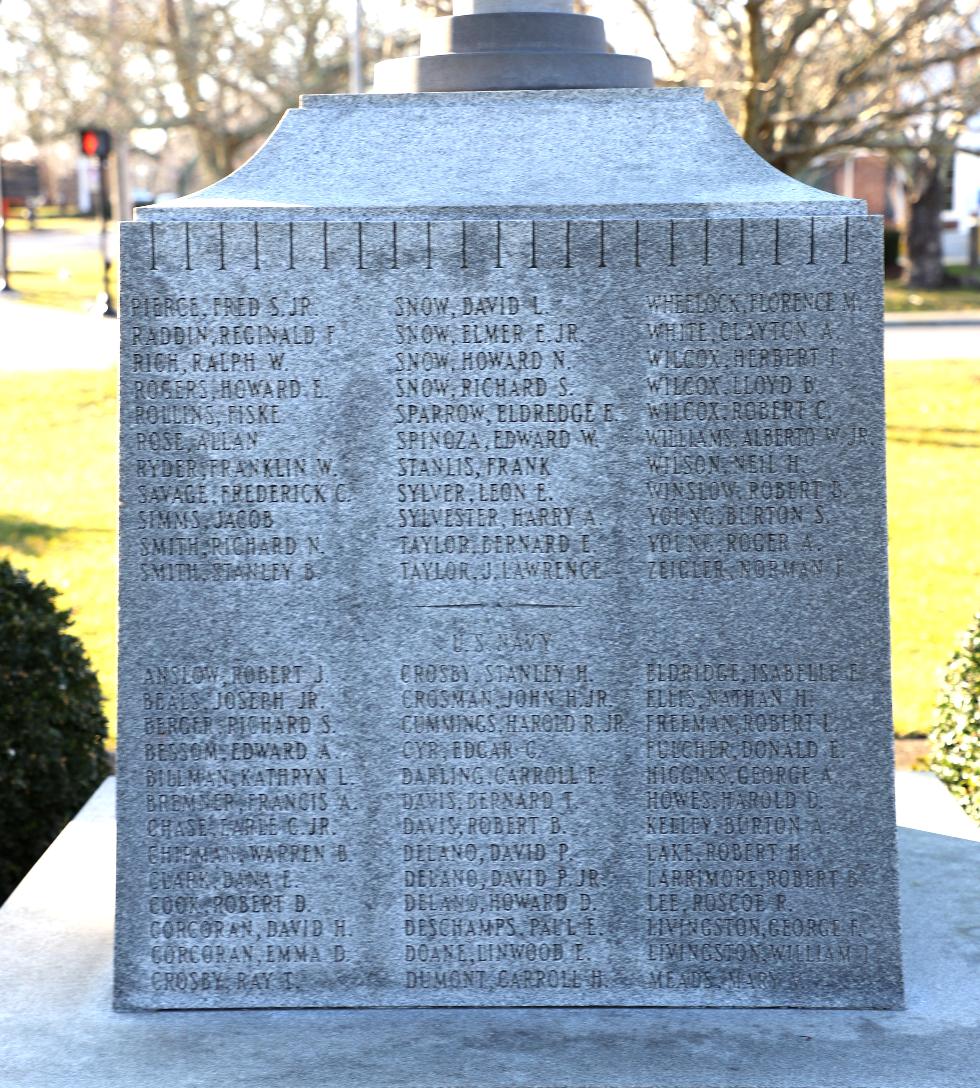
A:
[[79, 128, 111, 159]]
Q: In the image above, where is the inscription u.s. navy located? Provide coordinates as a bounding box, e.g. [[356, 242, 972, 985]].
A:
[[115, 217, 903, 1010]]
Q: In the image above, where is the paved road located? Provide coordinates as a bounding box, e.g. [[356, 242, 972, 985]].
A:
[[0, 299, 976, 372], [0, 298, 119, 372], [883, 312, 980, 362]]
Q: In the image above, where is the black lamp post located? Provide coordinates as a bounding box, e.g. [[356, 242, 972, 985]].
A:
[[0, 156, 13, 294]]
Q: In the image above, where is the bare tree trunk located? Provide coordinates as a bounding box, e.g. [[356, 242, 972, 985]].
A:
[[741, 0, 769, 158], [905, 157, 949, 289]]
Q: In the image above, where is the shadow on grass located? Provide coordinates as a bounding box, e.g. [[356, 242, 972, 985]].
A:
[[5, 267, 99, 311], [0, 513, 70, 555], [886, 425, 980, 448]]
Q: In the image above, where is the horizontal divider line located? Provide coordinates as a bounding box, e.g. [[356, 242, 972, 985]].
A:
[[132, 217, 872, 272]]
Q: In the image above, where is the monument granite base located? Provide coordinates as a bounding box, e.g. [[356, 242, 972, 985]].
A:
[[1, 775, 977, 1088]]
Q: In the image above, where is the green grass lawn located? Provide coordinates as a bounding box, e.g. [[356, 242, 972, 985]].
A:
[[886, 357, 980, 735], [4, 209, 118, 310], [885, 265, 980, 313], [0, 359, 976, 745], [5, 249, 119, 312]]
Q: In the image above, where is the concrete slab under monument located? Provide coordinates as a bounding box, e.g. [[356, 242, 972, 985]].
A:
[[0, 775, 975, 1088]]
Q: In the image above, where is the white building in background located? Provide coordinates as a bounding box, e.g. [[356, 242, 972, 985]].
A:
[[942, 144, 980, 264], [75, 156, 100, 214]]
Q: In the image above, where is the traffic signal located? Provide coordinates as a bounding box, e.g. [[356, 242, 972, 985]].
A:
[[79, 127, 111, 159]]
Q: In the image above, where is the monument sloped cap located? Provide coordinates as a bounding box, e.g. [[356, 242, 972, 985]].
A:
[[139, 88, 862, 221], [372, 0, 653, 93]]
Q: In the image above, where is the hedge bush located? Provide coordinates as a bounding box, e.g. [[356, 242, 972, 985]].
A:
[[930, 612, 980, 823], [0, 560, 110, 902]]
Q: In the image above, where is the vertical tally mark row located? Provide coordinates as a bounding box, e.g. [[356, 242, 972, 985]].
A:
[[131, 217, 873, 272]]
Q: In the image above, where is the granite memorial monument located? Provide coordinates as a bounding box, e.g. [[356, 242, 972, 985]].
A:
[[115, 0, 903, 1011]]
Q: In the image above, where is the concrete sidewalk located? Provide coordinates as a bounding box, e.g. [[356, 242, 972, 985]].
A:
[[884, 310, 980, 326], [0, 297, 118, 372], [895, 770, 980, 841]]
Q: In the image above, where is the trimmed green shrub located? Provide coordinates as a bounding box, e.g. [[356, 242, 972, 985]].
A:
[[0, 560, 110, 902], [930, 612, 980, 823]]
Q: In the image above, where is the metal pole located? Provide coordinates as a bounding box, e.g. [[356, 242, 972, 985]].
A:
[[0, 156, 13, 293], [98, 154, 117, 318], [115, 132, 133, 222], [108, 0, 133, 222], [349, 0, 363, 94]]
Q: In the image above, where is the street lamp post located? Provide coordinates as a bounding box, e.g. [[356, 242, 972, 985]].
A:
[[97, 151, 117, 317]]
